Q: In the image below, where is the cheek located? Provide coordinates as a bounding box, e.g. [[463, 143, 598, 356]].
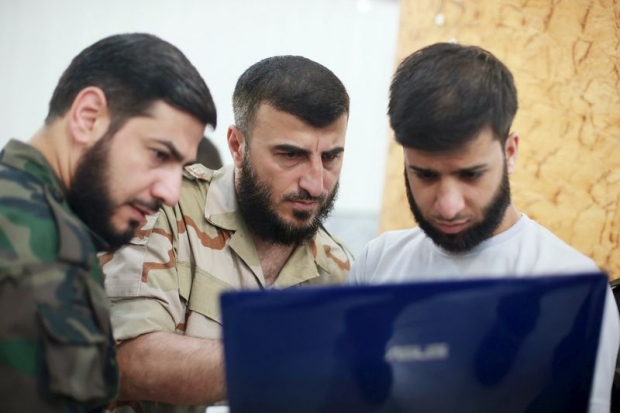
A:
[[272, 170, 299, 193], [110, 169, 154, 203], [469, 183, 497, 214], [324, 175, 339, 193], [107, 163, 135, 197], [277, 180, 297, 200], [408, 180, 431, 206], [322, 164, 342, 189], [416, 193, 435, 213]]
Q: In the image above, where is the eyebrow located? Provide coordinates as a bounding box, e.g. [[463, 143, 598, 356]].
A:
[[273, 144, 306, 153], [273, 144, 345, 156], [324, 147, 345, 157], [409, 164, 488, 174]]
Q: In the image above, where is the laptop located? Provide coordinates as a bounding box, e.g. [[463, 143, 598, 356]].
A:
[[220, 273, 607, 413]]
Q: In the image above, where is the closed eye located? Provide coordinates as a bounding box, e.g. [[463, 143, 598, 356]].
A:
[[279, 151, 305, 160], [275, 150, 307, 168], [322, 152, 341, 161], [414, 170, 438, 181], [459, 170, 484, 180], [149, 140, 184, 166], [152, 149, 171, 163], [321, 148, 344, 168]]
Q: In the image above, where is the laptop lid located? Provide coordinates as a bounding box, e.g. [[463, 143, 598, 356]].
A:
[[221, 273, 607, 413]]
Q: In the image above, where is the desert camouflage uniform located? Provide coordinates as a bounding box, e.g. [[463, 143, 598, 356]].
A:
[[0, 139, 119, 412], [102, 164, 353, 413]]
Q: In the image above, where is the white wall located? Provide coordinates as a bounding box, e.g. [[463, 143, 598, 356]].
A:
[[0, 0, 400, 253]]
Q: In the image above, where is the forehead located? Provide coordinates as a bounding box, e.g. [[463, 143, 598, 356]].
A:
[[250, 103, 347, 150], [404, 127, 502, 170], [114, 100, 205, 160]]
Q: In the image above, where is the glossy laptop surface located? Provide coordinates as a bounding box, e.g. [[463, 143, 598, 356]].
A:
[[221, 273, 607, 413]]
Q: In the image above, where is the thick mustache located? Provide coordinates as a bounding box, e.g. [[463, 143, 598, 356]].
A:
[[282, 190, 326, 203]]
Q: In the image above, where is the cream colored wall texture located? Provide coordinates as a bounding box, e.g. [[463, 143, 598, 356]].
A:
[[381, 0, 620, 278]]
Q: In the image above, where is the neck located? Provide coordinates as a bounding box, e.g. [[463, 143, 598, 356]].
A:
[[252, 234, 296, 287], [29, 120, 77, 190], [492, 204, 521, 237]]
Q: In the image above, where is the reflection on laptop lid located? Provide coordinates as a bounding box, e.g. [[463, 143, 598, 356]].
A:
[[221, 273, 607, 413]]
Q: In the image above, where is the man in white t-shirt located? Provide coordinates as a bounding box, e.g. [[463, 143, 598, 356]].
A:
[[346, 42, 619, 413]]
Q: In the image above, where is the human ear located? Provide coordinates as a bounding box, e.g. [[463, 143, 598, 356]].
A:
[[505, 132, 519, 174], [67, 87, 110, 146], [227, 126, 247, 168]]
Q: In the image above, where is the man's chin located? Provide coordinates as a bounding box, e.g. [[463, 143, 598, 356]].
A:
[[287, 220, 316, 233], [108, 229, 135, 248], [100, 221, 139, 250], [426, 226, 488, 253], [433, 238, 471, 253], [291, 209, 315, 222]]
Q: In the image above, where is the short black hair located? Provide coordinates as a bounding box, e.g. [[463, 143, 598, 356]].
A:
[[46, 33, 216, 133], [389, 43, 517, 152], [232, 55, 349, 137]]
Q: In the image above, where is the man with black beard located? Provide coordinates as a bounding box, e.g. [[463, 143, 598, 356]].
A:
[[404, 163, 510, 254], [346, 43, 619, 413], [102, 55, 353, 413], [67, 128, 164, 250], [236, 149, 338, 246], [0, 33, 216, 412]]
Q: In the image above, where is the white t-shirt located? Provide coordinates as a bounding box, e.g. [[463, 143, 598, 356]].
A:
[[347, 214, 620, 413]]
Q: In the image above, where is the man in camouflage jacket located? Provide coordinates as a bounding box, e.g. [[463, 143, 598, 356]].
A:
[[102, 55, 353, 412], [0, 141, 119, 412], [0, 33, 216, 412]]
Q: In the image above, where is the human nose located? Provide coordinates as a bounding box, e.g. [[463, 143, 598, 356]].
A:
[[151, 169, 182, 207], [434, 180, 465, 220], [299, 156, 324, 198]]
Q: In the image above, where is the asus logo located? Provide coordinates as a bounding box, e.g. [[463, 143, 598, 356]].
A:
[[385, 343, 449, 362]]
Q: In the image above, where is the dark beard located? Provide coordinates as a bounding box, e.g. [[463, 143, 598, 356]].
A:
[[236, 151, 338, 246], [66, 135, 137, 252], [405, 165, 511, 253]]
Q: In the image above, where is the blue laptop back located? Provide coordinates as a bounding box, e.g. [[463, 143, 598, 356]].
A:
[[220, 273, 607, 413]]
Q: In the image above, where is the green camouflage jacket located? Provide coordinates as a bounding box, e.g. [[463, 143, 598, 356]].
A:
[[102, 163, 353, 413], [0, 139, 119, 412]]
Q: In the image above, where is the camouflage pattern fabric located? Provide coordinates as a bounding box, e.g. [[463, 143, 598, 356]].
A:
[[0, 139, 119, 412], [102, 164, 353, 413]]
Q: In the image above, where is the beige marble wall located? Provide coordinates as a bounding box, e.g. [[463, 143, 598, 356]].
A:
[[380, 0, 620, 278]]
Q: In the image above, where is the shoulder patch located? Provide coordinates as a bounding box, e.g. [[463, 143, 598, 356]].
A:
[[318, 225, 356, 262], [183, 164, 214, 182]]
